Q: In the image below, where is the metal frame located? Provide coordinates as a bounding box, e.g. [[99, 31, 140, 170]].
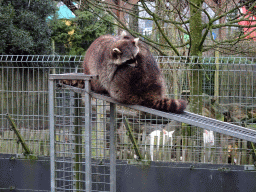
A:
[[49, 73, 256, 191], [109, 103, 116, 192], [49, 74, 117, 192], [49, 78, 55, 191], [84, 77, 92, 192]]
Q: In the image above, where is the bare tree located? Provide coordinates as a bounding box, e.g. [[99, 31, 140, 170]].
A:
[[79, 0, 256, 57], [77, 0, 256, 114]]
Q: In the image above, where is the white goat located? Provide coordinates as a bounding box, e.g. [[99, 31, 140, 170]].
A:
[[149, 129, 214, 161], [149, 129, 175, 161], [203, 130, 214, 146]]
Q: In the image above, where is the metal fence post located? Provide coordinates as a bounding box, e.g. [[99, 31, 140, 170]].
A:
[[48, 79, 55, 192], [72, 91, 83, 191], [84, 79, 92, 192], [110, 103, 116, 192]]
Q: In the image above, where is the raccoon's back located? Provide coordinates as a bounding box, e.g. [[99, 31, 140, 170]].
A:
[[83, 34, 115, 75]]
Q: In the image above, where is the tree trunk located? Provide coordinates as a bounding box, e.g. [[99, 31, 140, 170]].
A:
[[189, 0, 203, 114], [129, 3, 139, 32], [189, 0, 203, 57]]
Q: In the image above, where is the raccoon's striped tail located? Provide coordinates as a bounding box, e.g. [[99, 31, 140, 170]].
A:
[[144, 98, 187, 114]]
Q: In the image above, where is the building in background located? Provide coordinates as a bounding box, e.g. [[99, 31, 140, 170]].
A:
[[238, 5, 256, 41]]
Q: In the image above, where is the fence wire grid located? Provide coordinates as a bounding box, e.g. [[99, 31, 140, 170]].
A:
[[0, 55, 256, 168]]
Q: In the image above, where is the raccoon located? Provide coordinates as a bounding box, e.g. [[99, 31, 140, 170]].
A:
[[83, 31, 186, 114]]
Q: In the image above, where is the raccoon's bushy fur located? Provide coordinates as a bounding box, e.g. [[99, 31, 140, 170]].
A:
[[83, 32, 186, 114]]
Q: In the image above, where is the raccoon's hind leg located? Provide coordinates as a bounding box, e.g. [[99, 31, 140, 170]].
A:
[[142, 98, 187, 114], [90, 79, 109, 95]]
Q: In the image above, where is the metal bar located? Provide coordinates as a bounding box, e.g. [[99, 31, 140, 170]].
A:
[[73, 92, 83, 191], [69, 90, 76, 191], [84, 80, 92, 192], [48, 79, 55, 192], [110, 103, 116, 192], [49, 73, 97, 80]]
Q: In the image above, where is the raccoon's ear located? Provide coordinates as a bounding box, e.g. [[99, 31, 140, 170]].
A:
[[113, 48, 122, 54], [133, 38, 139, 46], [121, 31, 127, 37]]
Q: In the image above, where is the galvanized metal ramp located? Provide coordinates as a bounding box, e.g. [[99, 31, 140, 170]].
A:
[[49, 73, 256, 143], [91, 92, 256, 143]]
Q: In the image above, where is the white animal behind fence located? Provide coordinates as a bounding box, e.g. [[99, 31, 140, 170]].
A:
[[203, 130, 214, 146], [149, 129, 175, 161], [149, 129, 215, 161]]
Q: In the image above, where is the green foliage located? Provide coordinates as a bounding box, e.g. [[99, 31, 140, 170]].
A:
[[0, 0, 55, 55], [48, 17, 73, 55], [48, 9, 114, 55]]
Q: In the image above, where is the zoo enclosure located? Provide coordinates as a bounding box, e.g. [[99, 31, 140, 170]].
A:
[[0, 55, 255, 160], [0, 55, 256, 191], [0, 55, 256, 161]]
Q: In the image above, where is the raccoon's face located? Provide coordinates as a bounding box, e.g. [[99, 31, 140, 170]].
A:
[[111, 33, 139, 66]]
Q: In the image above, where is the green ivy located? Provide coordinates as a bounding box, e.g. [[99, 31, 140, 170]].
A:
[[0, 0, 55, 55]]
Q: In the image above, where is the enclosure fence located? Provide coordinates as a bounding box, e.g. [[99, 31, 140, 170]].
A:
[[0, 55, 255, 166], [48, 72, 256, 192]]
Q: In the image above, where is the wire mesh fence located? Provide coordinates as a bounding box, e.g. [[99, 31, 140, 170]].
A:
[[0, 55, 84, 156], [48, 72, 256, 192], [0, 55, 255, 167], [49, 75, 116, 191]]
